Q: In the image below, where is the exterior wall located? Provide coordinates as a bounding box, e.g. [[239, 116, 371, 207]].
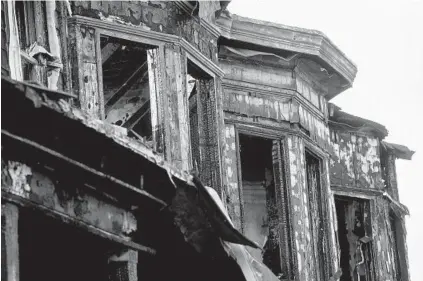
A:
[[219, 48, 339, 280], [329, 129, 384, 190], [1, 2, 411, 281], [71, 1, 218, 62], [329, 126, 409, 281]]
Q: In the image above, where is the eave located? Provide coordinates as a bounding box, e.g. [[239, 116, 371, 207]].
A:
[[381, 141, 415, 160], [216, 14, 357, 97], [328, 103, 389, 139]]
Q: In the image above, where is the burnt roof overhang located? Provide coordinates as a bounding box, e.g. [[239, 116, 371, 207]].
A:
[[1, 76, 256, 250], [328, 103, 389, 139], [216, 13, 357, 99], [381, 141, 415, 160]]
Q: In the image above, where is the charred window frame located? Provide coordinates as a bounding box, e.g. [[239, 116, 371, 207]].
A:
[[187, 58, 215, 171], [304, 149, 329, 280], [233, 126, 295, 279]]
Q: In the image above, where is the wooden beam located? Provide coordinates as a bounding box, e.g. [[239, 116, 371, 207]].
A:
[[2, 203, 19, 281], [106, 61, 149, 110], [101, 42, 120, 64], [123, 99, 150, 130], [2, 193, 156, 255], [1, 129, 166, 207]]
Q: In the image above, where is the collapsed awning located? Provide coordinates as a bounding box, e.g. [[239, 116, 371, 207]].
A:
[[381, 141, 415, 160], [192, 176, 280, 281]]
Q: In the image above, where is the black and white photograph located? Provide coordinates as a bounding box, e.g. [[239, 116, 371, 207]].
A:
[[1, 1, 422, 280]]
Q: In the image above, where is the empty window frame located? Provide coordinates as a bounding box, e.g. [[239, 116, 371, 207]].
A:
[[101, 35, 157, 146], [237, 133, 293, 278]]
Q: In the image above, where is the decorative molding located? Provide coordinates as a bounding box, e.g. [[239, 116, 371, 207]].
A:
[[199, 18, 221, 39], [216, 14, 357, 88]]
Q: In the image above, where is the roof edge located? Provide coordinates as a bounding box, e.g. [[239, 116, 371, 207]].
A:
[[381, 141, 415, 160], [216, 13, 357, 85]]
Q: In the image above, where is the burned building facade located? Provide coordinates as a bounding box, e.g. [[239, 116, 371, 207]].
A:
[[1, 1, 415, 281]]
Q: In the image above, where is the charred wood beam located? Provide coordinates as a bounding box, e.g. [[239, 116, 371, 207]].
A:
[[105, 61, 148, 110], [123, 99, 151, 130], [101, 42, 120, 64], [2, 192, 156, 255], [2, 129, 166, 207]]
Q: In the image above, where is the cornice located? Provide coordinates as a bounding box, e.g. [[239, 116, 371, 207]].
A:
[[68, 16, 224, 78], [199, 18, 221, 39], [216, 14, 357, 89]]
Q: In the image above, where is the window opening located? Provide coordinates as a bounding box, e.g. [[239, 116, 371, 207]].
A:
[[101, 35, 155, 145], [335, 197, 373, 281], [238, 134, 285, 277]]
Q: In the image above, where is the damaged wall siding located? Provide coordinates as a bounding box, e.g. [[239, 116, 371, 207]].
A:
[[69, 23, 102, 118], [325, 159, 341, 276], [222, 87, 331, 151], [381, 151, 399, 200], [287, 135, 314, 281], [329, 130, 383, 189], [222, 123, 242, 230], [71, 1, 218, 62], [1, 160, 137, 238], [371, 198, 400, 281]]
